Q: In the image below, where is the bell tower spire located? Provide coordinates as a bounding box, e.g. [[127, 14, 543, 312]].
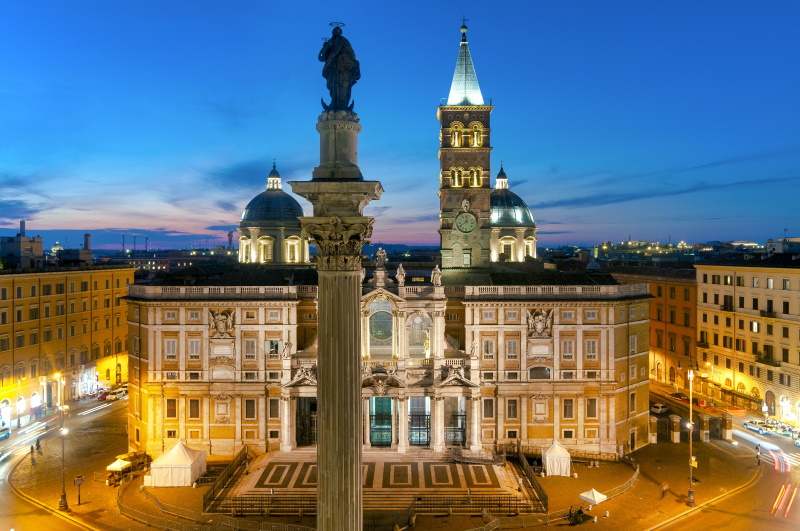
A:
[[437, 22, 493, 284]]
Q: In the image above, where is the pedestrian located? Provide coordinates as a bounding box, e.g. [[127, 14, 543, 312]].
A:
[[661, 482, 669, 500], [30, 445, 34, 455], [35, 438, 40, 450]]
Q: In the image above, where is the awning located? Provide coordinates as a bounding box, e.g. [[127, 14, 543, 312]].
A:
[[107, 459, 132, 472]]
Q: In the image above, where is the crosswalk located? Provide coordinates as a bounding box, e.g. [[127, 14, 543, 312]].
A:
[[760, 450, 800, 471]]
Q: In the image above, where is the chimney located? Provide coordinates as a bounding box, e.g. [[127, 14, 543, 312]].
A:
[[84, 233, 91, 250], [19, 220, 26, 236]]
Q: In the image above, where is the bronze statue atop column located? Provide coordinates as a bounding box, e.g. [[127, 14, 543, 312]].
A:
[[319, 23, 360, 111]]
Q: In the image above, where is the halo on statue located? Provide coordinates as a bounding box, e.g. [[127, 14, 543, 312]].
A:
[[329, 21, 346, 28]]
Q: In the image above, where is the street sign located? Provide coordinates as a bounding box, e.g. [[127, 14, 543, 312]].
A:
[[74, 475, 84, 486]]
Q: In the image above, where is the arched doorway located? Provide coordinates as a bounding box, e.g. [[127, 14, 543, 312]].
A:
[[765, 390, 776, 416]]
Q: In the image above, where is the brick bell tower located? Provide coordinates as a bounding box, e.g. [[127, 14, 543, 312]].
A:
[[438, 23, 493, 284]]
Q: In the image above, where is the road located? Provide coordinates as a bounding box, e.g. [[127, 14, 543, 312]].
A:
[[0, 399, 128, 530], [652, 390, 800, 530]]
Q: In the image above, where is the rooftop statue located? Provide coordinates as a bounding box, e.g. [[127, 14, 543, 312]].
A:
[[319, 24, 360, 111]]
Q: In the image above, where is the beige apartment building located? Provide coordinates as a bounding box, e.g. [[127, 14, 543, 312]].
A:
[[696, 254, 800, 420], [0, 266, 135, 427]]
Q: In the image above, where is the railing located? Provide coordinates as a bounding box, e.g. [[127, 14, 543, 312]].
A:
[[203, 446, 250, 511], [760, 310, 777, 318], [518, 444, 548, 513], [463, 284, 649, 300], [756, 355, 781, 367], [128, 285, 298, 300], [452, 445, 506, 466]]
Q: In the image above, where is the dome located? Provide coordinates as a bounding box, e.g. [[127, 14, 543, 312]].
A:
[[240, 163, 304, 225], [490, 189, 535, 224], [490, 165, 535, 225]]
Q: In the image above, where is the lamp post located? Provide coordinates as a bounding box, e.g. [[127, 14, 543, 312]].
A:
[[687, 369, 696, 507], [54, 373, 69, 511]]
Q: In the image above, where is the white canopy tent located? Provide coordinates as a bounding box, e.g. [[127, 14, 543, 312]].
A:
[[543, 440, 572, 477], [106, 459, 132, 472], [579, 488, 608, 505], [149, 440, 207, 487]]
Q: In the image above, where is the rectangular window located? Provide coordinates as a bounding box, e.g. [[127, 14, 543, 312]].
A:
[[245, 399, 256, 420], [505, 338, 519, 360], [561, 339, 575, 361], [505, 310, 519, 321], [767, 278, 774, 289], [188, 339, 201, 360], [506, 398, 518, 419], [164, 338, 178, 360], [585, 310, 598, 320], [629, 391, 636, 412], [562, 429, 574, 439], [188, 311, 201, 321], [629, 335, 637, 355], [753, 277, 759, 288], [767, 370, 773, 382], [0, 287, 5, 300], [269, 398, 280, 419], [783, 279, 791, 290], [481, 309, 495, 321], [188, 399, 200, 419], [562, 310, 574, 321], [783, 301, 790, 314], [483, 398, 495, 419], [562, 398, 574, 419], [244, 372, 256, 380], [165, 310, 177, 321], [482, 339, 495, 361], [630, 364, 637, 380], [684, 288, 691, 301], [267, 310, 280, 321], [244, 338, 257, 360], [166, 398, 177, 419], [584, 339, 598, 361], [586, 398, 598, 418]]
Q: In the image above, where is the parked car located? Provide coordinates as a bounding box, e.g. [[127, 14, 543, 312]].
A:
[[0, 427, 10, 440], [669, 392, 689, 402], [98, 391, 110, 400], [650, 403, 669, 414], [744, 420, 775, 435], [107, 389, 127, 401]]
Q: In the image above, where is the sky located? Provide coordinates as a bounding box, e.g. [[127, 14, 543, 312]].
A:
[[1, 1, 799, 250]]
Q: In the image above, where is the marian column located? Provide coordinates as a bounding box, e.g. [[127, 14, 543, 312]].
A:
[[289, 24, 382, 531]]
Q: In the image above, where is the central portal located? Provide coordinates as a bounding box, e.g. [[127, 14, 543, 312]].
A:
[[369, 397, 392, 446]]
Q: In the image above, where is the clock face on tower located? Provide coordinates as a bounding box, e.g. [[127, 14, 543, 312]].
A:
[[455, 212, 477, 233]]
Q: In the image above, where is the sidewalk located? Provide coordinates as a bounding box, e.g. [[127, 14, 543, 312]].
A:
[[9, 399, 761, 531]]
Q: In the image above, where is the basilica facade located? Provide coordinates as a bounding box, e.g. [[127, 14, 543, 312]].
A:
[[125, 25, 650, 460]]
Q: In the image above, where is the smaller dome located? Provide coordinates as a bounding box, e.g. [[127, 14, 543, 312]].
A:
[[240, 162, 304, 226], [490, 166, 535, 225]]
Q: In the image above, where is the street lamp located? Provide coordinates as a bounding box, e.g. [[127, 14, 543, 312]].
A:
[[687, 369, 696, 507], [55, 373, 69, 511]]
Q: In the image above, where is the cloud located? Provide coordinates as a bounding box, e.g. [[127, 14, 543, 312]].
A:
[[215, 200, 238, 212], [0, 199, 43, 221], [531, 176, 800, 210], [203, 159, 272, 189], [205, 225, 239, 231], [538, 230, 574, 235], [390, 213, 440, 224], [366, 206, 392, 216], [205, 98, 265, 129]]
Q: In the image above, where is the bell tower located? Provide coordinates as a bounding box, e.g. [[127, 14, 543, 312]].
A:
[[438, 23, 493, 283]]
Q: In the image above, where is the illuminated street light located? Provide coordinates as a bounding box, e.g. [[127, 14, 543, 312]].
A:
[[687, 369, 696, 507], [57, 374, 69, 512]]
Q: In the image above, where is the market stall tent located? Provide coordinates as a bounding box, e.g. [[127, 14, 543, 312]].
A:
[[579, 488, 608, 505], [106, 459, 132, 472], [149, 440, 207, 487], [544, 440, 572, 477]]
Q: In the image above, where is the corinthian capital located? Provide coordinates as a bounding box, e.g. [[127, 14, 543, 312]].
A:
[[303, 216, 374, 271]]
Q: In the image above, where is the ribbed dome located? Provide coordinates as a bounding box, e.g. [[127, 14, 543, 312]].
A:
[[490, 189, 535, 224], [240, 162, 303, 225], [241, 191, 304, 224]]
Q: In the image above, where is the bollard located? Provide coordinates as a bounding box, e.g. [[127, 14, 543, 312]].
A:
[[605, 511, 610, 518], [593, 516, 598, 523]]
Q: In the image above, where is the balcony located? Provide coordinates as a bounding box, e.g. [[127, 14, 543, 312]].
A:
[[720, 304, 734, 312], [696, 341, 710, 348], [760, 310, 777, 318], [755, 354, 781, 367]]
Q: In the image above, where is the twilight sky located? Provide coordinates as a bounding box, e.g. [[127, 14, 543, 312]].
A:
[[2, 1, 799, 250]]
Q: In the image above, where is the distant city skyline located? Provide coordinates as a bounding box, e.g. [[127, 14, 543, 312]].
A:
[[2, 1, 799, 250]]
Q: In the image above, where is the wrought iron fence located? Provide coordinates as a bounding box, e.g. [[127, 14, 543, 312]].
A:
[[517, 444, 548, 512]]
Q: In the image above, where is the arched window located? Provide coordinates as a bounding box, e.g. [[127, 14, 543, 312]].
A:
[[451, 168, 464, 188], [469, 167, 482, 187], [450, 123, 463, 147], [369, 300, 394, 358], [408, 313, 432, 358], [238, 237, 250, 263], [498, 237, 517, 262], [286, 237, 302, 263], [469, 123, 483, 147], [525, 238, 537, 259], [530, 366, 551, 380], [258, 237, 274, 263]]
